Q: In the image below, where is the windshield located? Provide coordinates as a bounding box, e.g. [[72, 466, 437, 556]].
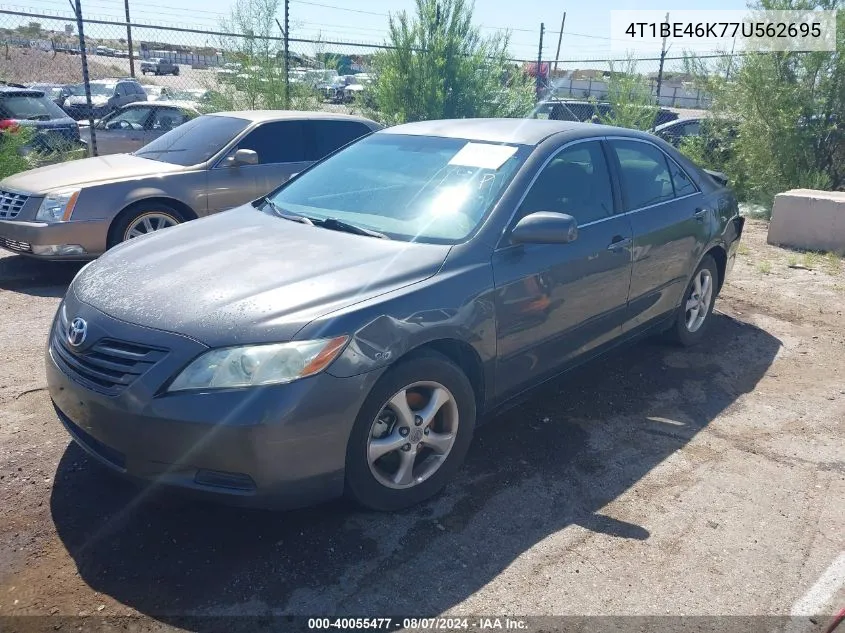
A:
[[68, 83, 114, 97], [134, 114, 248, 165], [0, 94, 68, 120], [266, 134, 527, 244]]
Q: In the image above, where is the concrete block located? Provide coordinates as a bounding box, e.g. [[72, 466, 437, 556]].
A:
[[767, 189, 845, 252]]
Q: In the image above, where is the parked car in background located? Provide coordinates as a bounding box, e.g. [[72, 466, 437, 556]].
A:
[[546, 99, 679, 127], [0, 84, 83, 154], [43, 119, 743, 511], [653, 117, 704, 146], [530, 99, 579, 122], [0, 111, 380, 259], [27, 83, 75, 110], [141, 58, 180, 76], [79, 101, 200, 155], [144, 85, 176, 102], [62, 79, 147, 121]]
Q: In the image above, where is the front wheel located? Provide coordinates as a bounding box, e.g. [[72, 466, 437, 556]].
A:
[[108, 202, 186, 248], [669, 254, 719, 346], [345, 350, 476, 511]]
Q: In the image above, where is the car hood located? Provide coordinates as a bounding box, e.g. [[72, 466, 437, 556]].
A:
[[0, 154, 185, 193], [71, 206, 451, 347], [65, 95, 108, 105]]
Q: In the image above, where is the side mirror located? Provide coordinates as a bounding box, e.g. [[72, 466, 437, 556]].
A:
[[510, 211, 578, 245], [225, 148, 258, 167]]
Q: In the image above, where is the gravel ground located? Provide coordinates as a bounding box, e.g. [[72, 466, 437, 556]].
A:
[[0, 220, 842, 631]]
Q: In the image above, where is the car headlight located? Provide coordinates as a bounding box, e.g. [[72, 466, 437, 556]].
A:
[[36, 190, 80, 223], [167, 336, 349, 392]]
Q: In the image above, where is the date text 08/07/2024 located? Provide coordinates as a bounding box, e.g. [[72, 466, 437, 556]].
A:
[[307, 617, 529, 630]]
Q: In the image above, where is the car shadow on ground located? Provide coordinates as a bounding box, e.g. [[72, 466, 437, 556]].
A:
[[0, 254, 83, 297], [49, 312, 781, 624]]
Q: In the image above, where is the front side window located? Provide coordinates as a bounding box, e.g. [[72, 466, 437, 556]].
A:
[[611, 140, 675, 210], [266, 134, 527, 243], [237, 121, 307, 164], [101, 106, 152, 130], [518, 141, 614, 226]]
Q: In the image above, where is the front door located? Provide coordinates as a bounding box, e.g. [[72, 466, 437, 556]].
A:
[[606, 139, 711, 333], [95, 106, 152, 155], [492, 140, 633, 399]]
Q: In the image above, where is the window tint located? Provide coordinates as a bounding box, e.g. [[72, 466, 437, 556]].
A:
[[102, 106, 152, 130], [115, 83, 129, 97], [668, 158, 697, 197], [150, 107, 187, 131], [611, 140, 674, 210], [518, 141, 613, 226], [133, 83, 146, 96], [311, 121, 370, 159], [0, 94, 68, 120], [237, 121, 307, 164]]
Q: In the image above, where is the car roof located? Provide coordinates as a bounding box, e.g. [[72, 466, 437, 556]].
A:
[[206, 110, 379, 125], [380, 118, 651, 146], [0, 85, 45, 96], [654, 116, 702, 131], [126, 100, 200, 111]]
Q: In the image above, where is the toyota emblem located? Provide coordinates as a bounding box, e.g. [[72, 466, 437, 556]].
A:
[[67, 317, 87, 347]]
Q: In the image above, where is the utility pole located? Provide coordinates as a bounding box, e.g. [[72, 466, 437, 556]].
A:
[[536, 22, 545, 101], [70, 0, 97, 156], [124, 0, 134, 77], [655, 12, 669, 106], [725, 36, 736, 81], [553, 12, 566, 75]]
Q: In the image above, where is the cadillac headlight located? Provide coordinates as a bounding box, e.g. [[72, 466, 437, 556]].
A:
[[36, 190, 80, 223], [168, 336, 349, 392]]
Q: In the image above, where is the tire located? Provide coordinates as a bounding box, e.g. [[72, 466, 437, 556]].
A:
[[669, 254, 719, 346], [108, 201, 187, 248], [345, 350, 477, 511], [173, 67, 180, 76]]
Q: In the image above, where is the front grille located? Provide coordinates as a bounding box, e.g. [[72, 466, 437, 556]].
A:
[[51, 325, 169, 396], [0, 189, 29, 219], [0, 236, 32, 252]]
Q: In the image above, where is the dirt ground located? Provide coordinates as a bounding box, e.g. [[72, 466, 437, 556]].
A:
[[0, 220, 842, 631]]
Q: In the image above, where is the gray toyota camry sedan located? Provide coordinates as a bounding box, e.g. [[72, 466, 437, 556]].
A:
[[47, 119, 744, 511]]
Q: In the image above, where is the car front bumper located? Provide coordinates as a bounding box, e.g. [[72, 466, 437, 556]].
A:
[[46, 300, 381, 509], [0, 219, 107, 259]]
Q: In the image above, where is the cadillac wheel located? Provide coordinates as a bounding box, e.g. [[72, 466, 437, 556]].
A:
[[109, 202, 186, 248], [345, 351, 476, 511]]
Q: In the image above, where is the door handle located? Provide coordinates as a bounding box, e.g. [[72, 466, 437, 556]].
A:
[[607, 236, 632, 251], [693, 208, 708, 221]]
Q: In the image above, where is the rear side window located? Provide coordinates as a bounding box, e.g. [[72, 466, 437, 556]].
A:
[[611, 140, 675, 210], [238, 120, 307, 163], [668, 158, 698, 197], [518, 140, 614, 226], [0, 94, 67, 120], [310, 120, 371, 159]]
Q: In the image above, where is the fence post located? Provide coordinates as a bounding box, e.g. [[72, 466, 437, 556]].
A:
[[124, 0, 134, 77], [73, 0, 97, 156], [535, 22, 544, 102], [284, 0, 290, 108]]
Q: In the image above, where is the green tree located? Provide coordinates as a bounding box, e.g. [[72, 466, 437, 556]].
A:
[[683, 0, 845, 212], [598, 57, 660, 131], [366, 0, 534, 124]]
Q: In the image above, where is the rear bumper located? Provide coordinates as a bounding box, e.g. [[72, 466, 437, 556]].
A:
[[0, 219, 108, 259]]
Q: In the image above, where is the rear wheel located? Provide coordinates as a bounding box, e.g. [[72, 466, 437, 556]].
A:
[[669, 254, 719, 346], [108, 202, 186, 248], [345, 351, 476, 511], [173, 67, 180, 76]]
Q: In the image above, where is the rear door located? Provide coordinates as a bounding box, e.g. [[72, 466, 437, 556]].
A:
[[492, 139, 633, 399], [607, 138, 710, 333]]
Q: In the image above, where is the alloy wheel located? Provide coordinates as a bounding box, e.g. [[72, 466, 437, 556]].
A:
[[685, 268, 714, 333], [366, 381, 459, 490], [123, 212, 179, 240]]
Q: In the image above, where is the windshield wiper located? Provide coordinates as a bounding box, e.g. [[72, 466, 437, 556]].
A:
[[315, 217, 387, 239], [262, 197, 314, 224]]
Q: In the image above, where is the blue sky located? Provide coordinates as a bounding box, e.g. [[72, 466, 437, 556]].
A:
[[14, 0, 749, 59]]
